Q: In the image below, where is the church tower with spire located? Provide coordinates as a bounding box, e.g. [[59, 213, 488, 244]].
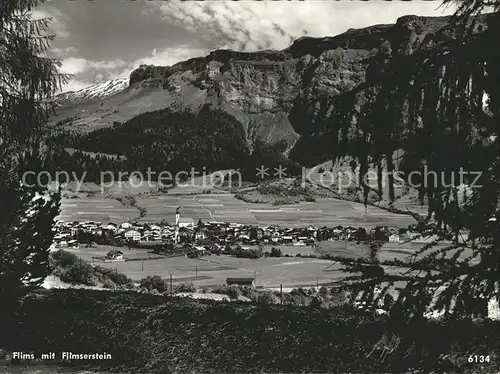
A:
[[174, 207, 181, 244], [175, 207, 180, 226]]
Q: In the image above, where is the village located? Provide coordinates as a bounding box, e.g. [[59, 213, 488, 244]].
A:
[[52, 207, 428, 261]]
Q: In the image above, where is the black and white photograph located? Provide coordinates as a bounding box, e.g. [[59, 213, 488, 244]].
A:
[[0, 0, 499, 372]]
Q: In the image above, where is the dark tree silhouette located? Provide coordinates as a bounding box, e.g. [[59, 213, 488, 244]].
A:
[[0, 0, 68, 305], [336, 0, 500, 324]]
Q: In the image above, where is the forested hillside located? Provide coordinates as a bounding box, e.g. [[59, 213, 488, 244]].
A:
[[49, 105, 299, 182]]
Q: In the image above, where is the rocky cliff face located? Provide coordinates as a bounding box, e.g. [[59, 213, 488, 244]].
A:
[[53, 15, 478, 161]]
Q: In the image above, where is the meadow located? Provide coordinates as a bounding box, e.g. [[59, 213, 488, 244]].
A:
[[68, 245, 341, 289], [58, 192, 416, 228], [58, 196, 138, 222], [65, 240, 462, 290]]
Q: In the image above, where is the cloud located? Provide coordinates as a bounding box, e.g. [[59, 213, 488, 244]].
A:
[[30, 4, 70, 39], [59, 57, 88, 75], [60, 79, 91, 93], [152, 2, 295, 51], [89, 59, 128, 71], [59, 57, 128, 76], [50, 46, 79, 58], [132, 47, 208, 68], [108, 46, 209, 80], [151, 1, 456, 52]]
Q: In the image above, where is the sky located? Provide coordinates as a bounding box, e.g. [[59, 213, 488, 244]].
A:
[[33, 0, 457, 93]]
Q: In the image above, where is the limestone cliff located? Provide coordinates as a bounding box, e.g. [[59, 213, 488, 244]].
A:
[[53, 14, 484, 163]]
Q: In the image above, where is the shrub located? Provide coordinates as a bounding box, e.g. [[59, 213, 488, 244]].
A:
[[174, 282, 196, 293], [50, 250, 79, 268], [310, 297, 322, 309], [123, 281, 135, 290], [252, 292, 277, 305], [328, 288, 348, 306], [319, 286, 328, 296], [273, 198, 292, 206], [109, 271, 132, 286], [102, 279, 116, 289], [269, 247, 282, 257], [95, 266, 132, 286], [210, 285, 241, 299], [140, 276, 168, 293], [106, 249, 122, 259], [232, 246, 262, 259], [237, 286, 254, 299], [59, 261, 96, 286]]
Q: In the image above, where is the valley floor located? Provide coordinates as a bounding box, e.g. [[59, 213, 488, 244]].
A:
[[58, 193, 416, 229]]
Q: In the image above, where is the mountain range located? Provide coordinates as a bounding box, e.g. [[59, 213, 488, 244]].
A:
[[52, 14, 485, 167]]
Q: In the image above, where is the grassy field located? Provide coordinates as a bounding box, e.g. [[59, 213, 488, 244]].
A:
[[58, 197, 138, 222], [62, 239, 474, 292], [65, 246, 340, 288], [58, 192, 416, 228], [66, 241, 461, 290]]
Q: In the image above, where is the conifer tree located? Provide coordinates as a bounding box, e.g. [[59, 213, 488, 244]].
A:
[[0, 0, 68, 304], [336, 0, 500, 323]]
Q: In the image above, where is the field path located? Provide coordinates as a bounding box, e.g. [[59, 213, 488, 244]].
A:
[[192, 195, 216, 222]]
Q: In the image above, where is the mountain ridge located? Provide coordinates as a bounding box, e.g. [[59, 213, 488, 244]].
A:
[[51, 14, 487, 164], [56, 78, 129, 107]]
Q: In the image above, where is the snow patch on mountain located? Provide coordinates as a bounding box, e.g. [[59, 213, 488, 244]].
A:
[[57, 78, 129, 106]]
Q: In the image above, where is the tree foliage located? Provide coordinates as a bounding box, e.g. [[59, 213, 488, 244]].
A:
[[336, 0, 500, 322], [0, 0, 68, 303]]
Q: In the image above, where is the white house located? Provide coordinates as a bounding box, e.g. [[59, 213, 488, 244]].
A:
[[121, 222, 133, 229], [125, 230, 141, 242], [389, 234, 400, 243], [194, 229, 206, 241], [104, 224, 117, 232]]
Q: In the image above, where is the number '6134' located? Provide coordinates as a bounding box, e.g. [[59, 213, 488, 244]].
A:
[[468, 355, 491, 363]]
